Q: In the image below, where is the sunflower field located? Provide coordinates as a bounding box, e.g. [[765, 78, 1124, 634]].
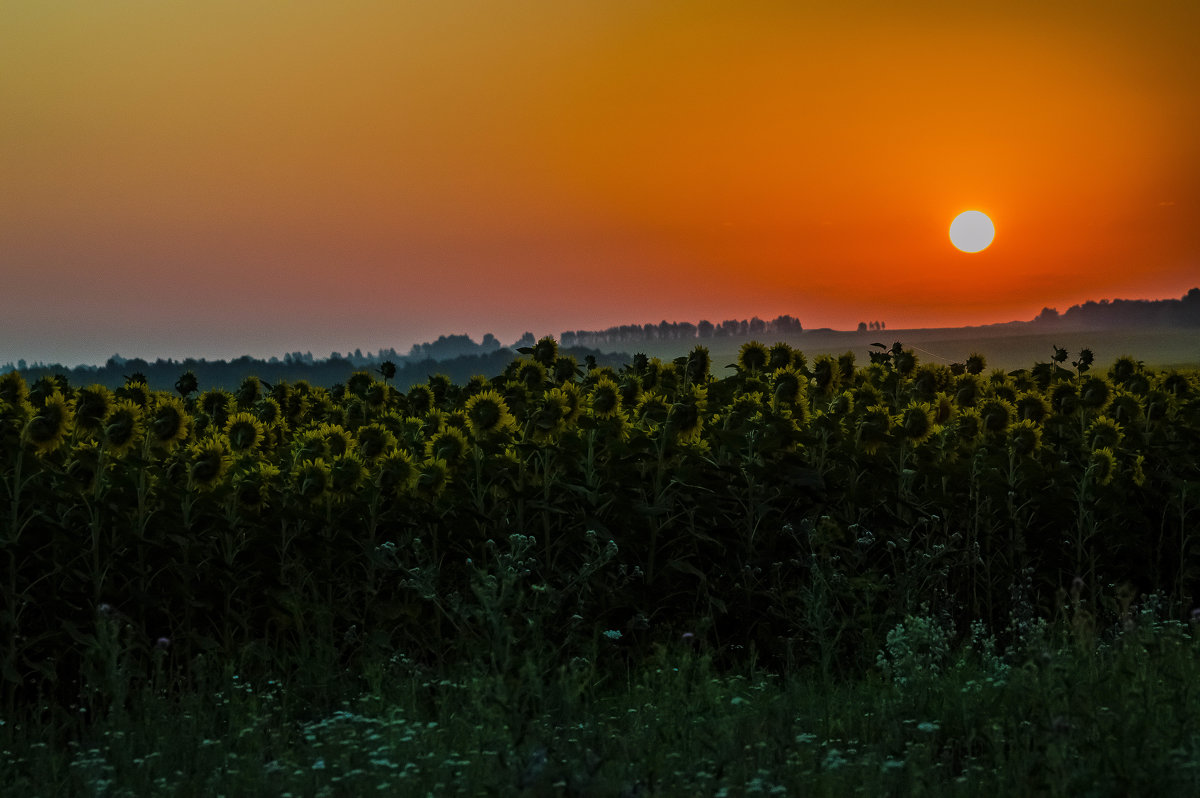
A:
[[2, 338, 1200, 716]]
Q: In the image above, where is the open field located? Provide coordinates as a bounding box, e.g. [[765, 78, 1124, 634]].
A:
[[3, 339, 1200, 794]]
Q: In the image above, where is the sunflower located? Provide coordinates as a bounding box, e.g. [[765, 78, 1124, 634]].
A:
[[1007, 419, 1042, 458], [145, 395, 190, 452], [116, 380, 151, 408], [553, 355, 580, 384], [1048, 383, 1079, 416], [103, 399, 144, 458], [292, 429, 329, 463], [531, 336, 558, 367], [686, 346, 712, 384], [515, 360, 548, 393], [557, 382, 583, 425], [292, 458, 331, 502], [737, 341, 769, 374], [1129, 453, 1147, 487], [1014, 392, 1049, 423], [856, 405, 894, 454], [587, 377, 623, 420], [1105, 392, 1142, 427], [329, 453, 367, 500], [1088, 447, 1117, 486], [633, 391, 670, 429], [978, 398, 1013, 435], [899, 402, 936, 446], [1079, 376, 1111, 410], [375, 450, 418, 495], [668, 385, 707, 444], [811, 355, 840, 394], [464, 390, 517, 440], [0, 372, 29, 406], [319, 423, 355, 457], [23, 391, 74, 454], [406, 384, 436, 416], [355, 422, 398, 460], [417, 457, 451, 498], [932, 393, 955, 426], [771, 366, 805, 409], [231, 462, 281, 510], [965, 353, 987, 375], [198, 389, 235, 431], [954, 409, 983, 446], [1087, 416, 1123, 450], [426, 426, 470, 465], [235, 376, 261, 409], [64, 439, 102, 491], [954, 375, 982, 408], [767, 343, 794, 372], [530, 388, 571, 441], [225, 412, 265, 454], [187, 436, 231, 491], [73, 385, 112, 434]]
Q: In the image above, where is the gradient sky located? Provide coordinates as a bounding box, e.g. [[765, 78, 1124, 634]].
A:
[[3, 1, 1198, 365]]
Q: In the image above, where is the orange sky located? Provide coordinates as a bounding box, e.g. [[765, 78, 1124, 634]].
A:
[[2, 1, 1197, 364]]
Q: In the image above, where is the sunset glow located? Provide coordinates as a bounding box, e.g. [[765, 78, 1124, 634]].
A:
[[2, 2, 1198, 365]]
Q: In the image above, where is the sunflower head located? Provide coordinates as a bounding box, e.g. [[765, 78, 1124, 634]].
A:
[[320, 423, 355, 457], [899, 402, 936, 446], [116, 380, 151, 408], [426, 426, 470, 464], [767, 343, 794, 372], [64, 439, 102, 491], [515, 360, 549, 393], [375, 450, 417, 495], [685, 346, 711, 384], [103, 399, 144, 458], [1088, 447, 1117, 486], [235, 377, 262, 409], [811, 355, 841, 394], [531, 387, 572, 441], [634, 391, 670, 429], [1007, 419, 1042, 458], [587, 377, 623, 421], [978, 398, 1014, 435], [856, 405, 894, 454], [74, 385, 112, 433], [1160, 371, 1194, 399], [417, 457, 451, 498], [149, 396, 191, 451], [23, 391, 74, 455], [737, 341, 770, 374], [231, 463, 281, 511], [329, 453, 367, 499], [355, 422, 398, 460], [198, 389, 235, 431], [553, 355, 580, 384], [174, 370, 199, 398], [965, 353, 987, 375], [0, 372, 30, 406], [1079, 376, 1111, 410], [1049, 382, 1079, 416], [1015, 392, 1049, 423], [293, 429, 329, 463], [225, 412, 265, 454], [1088, 416, 1123, 450], [528, 336, 558, 367], [1104, 392, 1142, 427], [406, 384, 436, 416], [954, 409, 983, 445], [465, 390, 517, 440], [954, 375, 982, 409], [932, 393, 956, 426], [188, 436, 232, 491], [771, 366, 805, 409], [667, 385, 707, 443], [345, 371, 374, 399], [292, 458, 331, 502]]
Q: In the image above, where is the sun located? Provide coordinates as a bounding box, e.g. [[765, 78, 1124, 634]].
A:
[[949, 211, 995, 253]]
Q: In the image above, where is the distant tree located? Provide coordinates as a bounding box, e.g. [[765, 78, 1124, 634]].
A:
[[857, 322, 868, 332], [697, 320, 714, 338]]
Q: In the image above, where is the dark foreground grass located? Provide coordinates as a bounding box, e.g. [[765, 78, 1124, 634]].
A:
[[5, 601, 1200, 797]]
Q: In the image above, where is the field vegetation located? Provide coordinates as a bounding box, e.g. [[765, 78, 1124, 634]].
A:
[[3, 338, 1200, 795]]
